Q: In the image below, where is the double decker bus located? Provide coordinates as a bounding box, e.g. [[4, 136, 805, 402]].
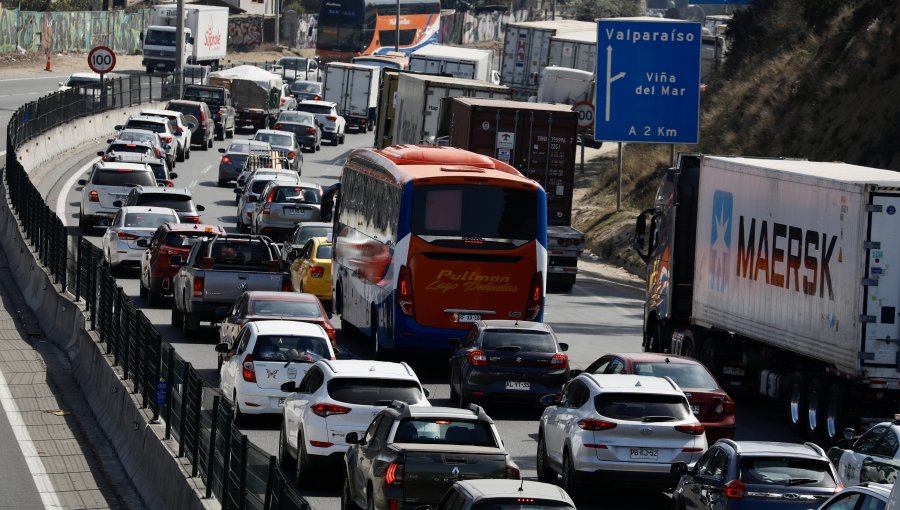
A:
[[316, 0, 440, 60], [331, 145, 548, 354]]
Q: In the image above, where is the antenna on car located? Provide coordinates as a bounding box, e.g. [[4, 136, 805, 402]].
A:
[[518, 476, 525, 492]]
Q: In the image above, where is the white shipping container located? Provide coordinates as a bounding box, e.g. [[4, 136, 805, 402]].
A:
[[322, 62, 381, 124], [149, 4, 228, 62], [500, 20, 595, 96], [692, 156, 900, 378], [409, 44, 494, 82], [548, 30, 597, 73], [393, 73, 511, 145]]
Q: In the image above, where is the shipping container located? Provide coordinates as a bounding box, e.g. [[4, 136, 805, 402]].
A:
[[500, 20, 595, 98], [408, 44, 496, 82], [547, 30, 597, 73], [322, 62, 381, 132], [374, 69, 401, 149], [393, 73, 511, 145]]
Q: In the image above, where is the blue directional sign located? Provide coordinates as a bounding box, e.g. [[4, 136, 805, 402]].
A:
[[595, 18, 702, 144]]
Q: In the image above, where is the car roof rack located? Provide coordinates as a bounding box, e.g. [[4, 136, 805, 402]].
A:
[[718, 438, 740, 453], [244, 151, 291, 172], [803, 441, 826, 456]]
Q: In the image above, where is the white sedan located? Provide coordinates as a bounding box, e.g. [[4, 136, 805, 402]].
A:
[[216, 320, 335, 423], [101, 206, 180, 269]]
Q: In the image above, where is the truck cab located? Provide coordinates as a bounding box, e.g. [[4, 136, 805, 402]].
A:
[[142, 26, 193, 73]]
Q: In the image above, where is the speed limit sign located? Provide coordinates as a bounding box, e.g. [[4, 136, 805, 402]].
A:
[[573, 101, 595, 130], [88, 46, 116, 74]]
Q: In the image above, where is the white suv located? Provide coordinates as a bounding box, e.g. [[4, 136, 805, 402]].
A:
[[216, 320, 336, 423], [78, 161, 157, 234], [278, 360, 430, 483], [296, 100, 345, 145], [536, 373, 707, 495]]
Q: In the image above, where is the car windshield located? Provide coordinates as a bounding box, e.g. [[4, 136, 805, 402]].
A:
[[296, 104, 334, 115], [211, 241, 270, 268], [227, 142, 250, 154], [739, 457, 837, 488], [123, 212, 175, 228], [249, 299, 321, 317], [252, 335, 329, 361], [163, 232, 208, 248], [293, 226, 331, 246], [125, 120, 166, 134], [118, 132, 157, 144], [92, 169, 156, 186], [315, 244, 333, 259], [255, 133, 293, 147], [165, 103, 201, 118], [184, 67, 208, 80], [481, 330, 556, 353], [64, 76, 100, 88], [182, 89, 224, 105], [328, 378, 423, 405], [149, 163, 167, 180], [278, 112, 315, 124], [290, 82, 321, 94], [144, 29, 175, 45], [392, 419, 497, 447], [108, 143, 153, 155], [136, 194, 192, 212], [278, 57, 308, 69], [250, 180, 274, 194], [594, 393, 692, 422], [632, 362, 720, 390], [472, 501, 575, 510], [274, 187, 320, 203]]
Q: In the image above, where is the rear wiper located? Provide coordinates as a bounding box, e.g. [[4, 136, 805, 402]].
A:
[[493, 346, 522, 352], [642, 416, 677, 422], [786, 478, 819, 486]]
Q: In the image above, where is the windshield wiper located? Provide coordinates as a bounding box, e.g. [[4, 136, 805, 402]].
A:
[[786, 478, 819, 486], [642, 415, 677, 422]]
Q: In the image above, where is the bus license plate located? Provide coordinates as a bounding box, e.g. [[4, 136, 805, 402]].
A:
[[506, 381, 530, 391], [458, 314, 480, 323], [630, 448, 658, 461]]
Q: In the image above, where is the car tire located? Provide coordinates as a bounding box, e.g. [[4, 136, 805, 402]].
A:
[[208, 137, 214, 149], [199, 137, 208, 151], [340, 133, 345, 145], [341, 475, 361, 510], [366, 488, 375, 510], [185, 147, 190, 160], [315, 142, 320, 152], [788, 373, 810, 436], [278, 422, 296, 471], [177, 147, 185, 162], [182, 312, 200, 336], [295, 432, 317, 487], [561, 450, 583, 497], [216, 127, 224, 141], [806, 377, 829, 441], [233, 392, 245, 426], [217, 179, 228, 187], [139, 280, 148, 299], [536, 433, 556, 483], [171, 306, 183, 327]]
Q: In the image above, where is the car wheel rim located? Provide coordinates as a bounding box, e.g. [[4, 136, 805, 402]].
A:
[[827, 397, 839, 439], [790, 385, 801, 425], [808, 390, 819, 431]]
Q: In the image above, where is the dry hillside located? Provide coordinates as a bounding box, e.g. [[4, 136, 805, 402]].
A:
[[577, 0, 900, 277]]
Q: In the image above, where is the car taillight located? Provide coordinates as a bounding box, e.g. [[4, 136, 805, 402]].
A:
[[549, 353, 568, 369], [578, 419, 617, 431], [280, 98, 286, 105], [310, 266, 324, 278], [161, 135, 172, 143], [241, 353, 256, 383], [262, 204, 271, 215], [89, 190, 99, 202], [274, 124, 282, 130], [314, 95, 321, 100], [184, 216, 201, 224], [675, 423, 706, 435], [397, 265, 413, 316], [384, 462, 404, 487], [164, 180, 174, 187], [326, 115, 337, 121], [288, 151, 296, 159], [160, 247, 180, 256], [117, 232, 138, 240], [155, 148, 162, 158], [468, 349, 487, 367], [505, 460, 521, 480], [725, 480, 745, 499], [311, 403, 351, 417], [192, 275, 204, 298], [200, 110, 206, 123], [525, 272, 543, 320], [306, 127, 316, 134], [222, 156, 231, 163], [282, 277, 292, 292], [325, 326, 336, 344]]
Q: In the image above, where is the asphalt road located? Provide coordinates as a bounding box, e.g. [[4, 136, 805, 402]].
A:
[[0, 74, 73, 155], [37, 117, 800, 509]]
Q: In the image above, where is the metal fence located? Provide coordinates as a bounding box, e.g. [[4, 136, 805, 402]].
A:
[[4, 73, 310, 510]]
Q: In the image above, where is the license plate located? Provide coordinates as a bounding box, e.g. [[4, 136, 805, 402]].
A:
[[506, 381, 530, 391], [458, 314, 480, 323], [722, 366, 745, 376], [278, 398, 286, 407], [630, 448, 658, 461], [287, 208, 308, 216], [691, 404, 700, 415]]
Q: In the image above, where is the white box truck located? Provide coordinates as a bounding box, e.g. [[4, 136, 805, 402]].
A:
[[547, 30, 597, 73], [634, 154, 900, 443], [322, 62, 380, 133], [142, 4, 228, 73], [408, 44, 498, 83], [500, 19, 595, 98], [392, 73, 511, 146]]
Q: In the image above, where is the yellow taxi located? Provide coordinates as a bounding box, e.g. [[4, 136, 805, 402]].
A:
[[290, 236, 333, 304]]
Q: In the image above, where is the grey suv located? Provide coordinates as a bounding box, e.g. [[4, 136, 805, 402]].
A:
[[78, 161, 157, 233]]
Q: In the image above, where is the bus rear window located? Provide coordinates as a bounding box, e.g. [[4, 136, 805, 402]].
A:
[[411, 185, 536, 242]]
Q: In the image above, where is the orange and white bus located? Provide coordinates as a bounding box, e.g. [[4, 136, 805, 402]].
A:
[[316, 0, 440, 60], [331, 145, 548, 354]]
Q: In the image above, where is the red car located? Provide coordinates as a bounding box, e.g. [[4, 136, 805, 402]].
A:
[[582, 352, 736, 443], [138, 223, 225, 305], [216, 291, 336, 368]]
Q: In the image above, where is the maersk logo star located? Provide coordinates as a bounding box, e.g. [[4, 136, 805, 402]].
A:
[[709, 190, 733, 292]]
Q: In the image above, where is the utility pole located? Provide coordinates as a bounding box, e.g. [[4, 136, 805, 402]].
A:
[[275, 0, 280, 46], [551, 0, 556, 20], [175, 0, 184, 95], [396, 0, 400, 52]]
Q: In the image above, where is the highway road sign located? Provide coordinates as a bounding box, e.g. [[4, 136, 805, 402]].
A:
[[594, 18, 701, 144], [88, 46, 116, 74], [573, 101, 595, 130]]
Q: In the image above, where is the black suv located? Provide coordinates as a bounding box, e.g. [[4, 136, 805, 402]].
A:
[[165, 99, 215, 150], [115, 186, 205, 224], [673, 439, 842, 509]]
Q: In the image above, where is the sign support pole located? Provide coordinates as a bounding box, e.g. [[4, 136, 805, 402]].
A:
[[617, 142, 623, 212], [671, 144, 676, 166], [580, 136, 585, 175], [175, 0, 185, 95]]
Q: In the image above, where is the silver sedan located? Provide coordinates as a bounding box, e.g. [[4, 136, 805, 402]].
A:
[[101, 206, 180, 269]]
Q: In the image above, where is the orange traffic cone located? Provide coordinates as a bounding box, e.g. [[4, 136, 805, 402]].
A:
[[45, 53, 51, 72]]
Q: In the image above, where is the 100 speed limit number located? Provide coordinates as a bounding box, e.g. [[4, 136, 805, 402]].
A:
[[87, 46, 116, 74]]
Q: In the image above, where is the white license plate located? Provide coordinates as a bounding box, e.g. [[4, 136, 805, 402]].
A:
[[287, 208, 309, 216], [506, 381, 530, 391], [722, 366, 745, 376], [691, 404, 700, 415], [458, 314, 481, 323], [630, 448, 659, 461], [278, 398, 286, 407]]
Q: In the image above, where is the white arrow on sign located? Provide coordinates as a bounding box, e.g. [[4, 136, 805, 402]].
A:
[[605, 45, 626, 122]]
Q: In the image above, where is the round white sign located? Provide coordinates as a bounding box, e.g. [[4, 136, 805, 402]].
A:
[[88, 46, 116, 74], [573, 101, 595, 129]]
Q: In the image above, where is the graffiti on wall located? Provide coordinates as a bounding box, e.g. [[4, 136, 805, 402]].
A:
[[0, 8, 148, 54], [439, 2, 549, 45], [228, 16, 263, 52], [282, 11, 316, 49]]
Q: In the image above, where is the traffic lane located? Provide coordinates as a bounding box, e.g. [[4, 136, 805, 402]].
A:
[[0, 74, 71, 153], [0, 399, 44, 510]]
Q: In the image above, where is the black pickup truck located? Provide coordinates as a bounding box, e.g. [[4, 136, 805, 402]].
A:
[[342, 402, 520, 510], [183, 84, 236, 140]]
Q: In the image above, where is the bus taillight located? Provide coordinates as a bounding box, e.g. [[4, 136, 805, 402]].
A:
[[525, 272, 543, 320], [398, 265, 414, 316]]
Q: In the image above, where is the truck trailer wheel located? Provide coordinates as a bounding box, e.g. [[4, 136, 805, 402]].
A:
[[806, 377, 830, 441], [825, 382, 849, 445], [788, 373, 810, 436]]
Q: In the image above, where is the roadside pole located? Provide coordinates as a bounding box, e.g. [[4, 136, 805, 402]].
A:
[[175, 0, 185, 95]]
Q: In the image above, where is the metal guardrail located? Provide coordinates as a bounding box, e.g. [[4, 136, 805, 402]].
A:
[[4, 73, 310, 510]]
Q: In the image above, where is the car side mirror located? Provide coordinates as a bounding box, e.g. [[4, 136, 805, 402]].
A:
[[568, 369, 582, 377], [843, 427, 857, 440], [58, 81, 64, 86], [280, 381, 297, 393], [539, 394, 560, 407], [218, 148, 226, 154], [112, 200, 122, 208], [197, 205, 205, 212], [114, 125, 123, 131], [214, 342, 231, 353], [169, 172, 178, 179], [97, 151, 105, 157], [136, 239, 149, 247], [559, 342, 569, 352], [345, 432, 363, 445], [169, 255, 183, 266], [77, 179, 87, 186]]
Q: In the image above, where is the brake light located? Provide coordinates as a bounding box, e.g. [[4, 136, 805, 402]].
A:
[[675, 423, 706, 435], [242, 353, 256, 382], [468, 349, 487, 367], [578, 419, 617, 431], [274, 124, 282, 130], [161, 135, 172, 143], [164, 180, 174, 187], [288, 151, 296, 160], [384, 462, 404, 487], [725, 480, 745, 499], [306, 127, 316, 134], [311, 403, 350, 417], [324, 326, 336, 344], [549, 353, 568, 369], [262, 204, 271, 215], [279, 98, 286, 105], [326, 115, 337, 121], [715, 401, 736, 416], [525, 272, 543, 320], [313, 95, 321, 100], [282, 277, 292, 292], [222, 156, 231, 163], [397, 265, 413, 316], [309, 265, 325, 278], [160, 247, 180, 256], [192, 275, 204, 298], [89, 190, 99, 202], [117, 232, 138, 240], [505, 460, 521, 480], [184, 216, 201, 224], [200, 110, 206, 123], [155, 148, 162, 158]]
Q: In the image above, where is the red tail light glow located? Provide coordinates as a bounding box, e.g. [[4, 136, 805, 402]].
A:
[[222, 156, 232, 163], [310, 266, 325, 278], [397, 265, 413, 316], [241, 354, 256, 382], [192, 275, 204, 298], [525, 272, 543, 320], [384, 462, 404, 487], [161, 135, 172, 143], [725, 480, 745, 499], [274, 124, 282, 130], [311, 403, 350, 417], [117, 232, 138, 240], [184, 216, 201, 224], [282, 277, 292, 292], [715, 401, 737, 416], [164, 180, 174, 187], [326, 115, 337, 121], [578, 419, 617, 431], [200, 110, 206, 123], [306, 127, 316, 134], [468, 350, 487, 367], [89, 190, 99, 202], [675, 423, 706, 435], [155, 148, 162, 158], [549, 353, 568, 369], [279, 98, 286, 105], [288, 151, 296, 159], [313, 95, 321, 100]]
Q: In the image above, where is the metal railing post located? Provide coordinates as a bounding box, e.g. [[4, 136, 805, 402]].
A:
[[165, 346, 175, 440], [178, 361, 192, 457], [205, 395, 220, 499]]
